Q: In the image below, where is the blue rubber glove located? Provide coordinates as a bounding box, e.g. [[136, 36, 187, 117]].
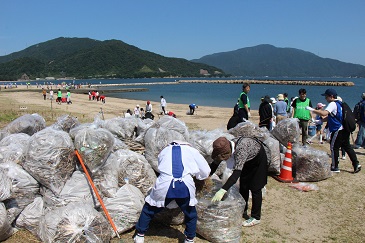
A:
[[211, 188, 227, 203]]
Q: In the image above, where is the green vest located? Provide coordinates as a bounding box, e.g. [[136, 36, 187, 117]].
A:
[[57, 91, 62, 97], [238, 92, 250, 109], [293, 98, 311, 120]]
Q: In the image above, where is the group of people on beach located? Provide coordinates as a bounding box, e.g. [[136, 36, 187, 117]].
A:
[[231, 82, 362, 173], [41, 88, 72, 104], [88, 90, 105, 103]]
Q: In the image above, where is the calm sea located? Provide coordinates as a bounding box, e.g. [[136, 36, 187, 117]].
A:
[[45, 77, 365, 110]]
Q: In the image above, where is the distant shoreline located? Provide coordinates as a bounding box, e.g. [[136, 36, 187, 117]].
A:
[[179, 79, 355, 86]]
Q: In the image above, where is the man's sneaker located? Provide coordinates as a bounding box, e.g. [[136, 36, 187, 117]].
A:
[[354, 164, 362, 174], [184, 238, 194, 243], [242, 217, 260, 227], [331, 167, 341, 173], [133, 234, 145, 243], [354, 146, 362, 149], [341, 155, 346, 160]]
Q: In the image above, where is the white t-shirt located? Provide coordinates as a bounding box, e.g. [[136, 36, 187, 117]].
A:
[[325, 100, 343, 131]]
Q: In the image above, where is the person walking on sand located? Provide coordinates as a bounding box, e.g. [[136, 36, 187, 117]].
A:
[[238, 83, 251, 122], [258, 96, 272, 130], [133, 141, 210, 243], [210, 136, 270, 227], [291, 88, 313, 145], [274, 94, 288, 124], [160, 96, 167, 115], [306, 88, 361, 173], [42, 88, 47, 100], [66, 90, 72, 104], [57, 89, 62, 104], [353, 93, 365, 149], [49, 89, 54, 100], [134, 105, 140, 118]]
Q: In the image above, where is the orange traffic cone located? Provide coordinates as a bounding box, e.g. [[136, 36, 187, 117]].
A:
[[277, 142, 294, 183]]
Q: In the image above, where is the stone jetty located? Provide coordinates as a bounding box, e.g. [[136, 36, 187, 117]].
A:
[[178, 79, 354, 86]]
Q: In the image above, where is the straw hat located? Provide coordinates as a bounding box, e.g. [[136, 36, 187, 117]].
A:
[[277, 94, 284, 100]]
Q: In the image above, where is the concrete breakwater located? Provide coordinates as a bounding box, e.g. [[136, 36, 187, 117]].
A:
[[179, 79, 355, 86]]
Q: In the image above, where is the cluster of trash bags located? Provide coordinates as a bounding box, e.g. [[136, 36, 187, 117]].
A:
[[0, 113, 331, 242]]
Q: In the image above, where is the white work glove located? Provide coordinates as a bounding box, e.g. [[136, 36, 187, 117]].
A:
[[306, 106, 314, 112], [211, 188, 227, 203], [248, 112, 251, 118]]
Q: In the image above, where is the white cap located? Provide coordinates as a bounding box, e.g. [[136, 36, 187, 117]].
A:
[[270, 98, 277, 104], [136, 104, 140, 107]]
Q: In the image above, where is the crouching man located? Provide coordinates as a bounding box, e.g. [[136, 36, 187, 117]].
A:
[[133, 141, 211, 243]]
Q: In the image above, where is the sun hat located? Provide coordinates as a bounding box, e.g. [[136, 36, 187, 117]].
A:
[[277, 94, 284, 100], [321, 88, 337, 97], [316, 103, 326, 109], [212, 137, 231, 161], [270, 98, 276, 104], [136, 104, 140, 107]]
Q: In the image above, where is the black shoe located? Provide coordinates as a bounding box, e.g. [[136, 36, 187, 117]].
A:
[[243, 212, 250, 220], [354, 164, 362, 174], [331, 167, 340, 173]]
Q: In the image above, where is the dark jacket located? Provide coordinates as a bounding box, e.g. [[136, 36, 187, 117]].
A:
[[259, 97, 272, 128]]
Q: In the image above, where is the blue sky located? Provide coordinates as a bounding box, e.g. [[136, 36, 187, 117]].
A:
[[1, 0, 365, 65]]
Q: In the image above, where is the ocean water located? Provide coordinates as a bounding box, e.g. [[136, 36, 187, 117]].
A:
[[48, 77, 365, 110]]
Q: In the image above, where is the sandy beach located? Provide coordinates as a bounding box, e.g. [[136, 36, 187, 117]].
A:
[[1, 87, 364, 243], [0, 86, 242, 130]]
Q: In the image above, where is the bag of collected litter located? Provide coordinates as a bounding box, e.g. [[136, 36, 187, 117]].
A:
[[92, 153, 120, 198], [156, 116, 190, 140], [104, 183, 145, 235], [135, 118, 155, 144], [144, 124, 187, 171], [228, 120, 269, 140], [195, 178, 245, 243], [0, 202, 14, 241], [263, 135, 281, 175], [110, 149, 156, 196], [15, 197, 44, 236], [189, 129, 234, 176], [0, 143, 25, 164], [0, 133, 30, 148], [58, 171, 99, 207], [3, 113, 46, 135], [0, 162, 39, 223], [102, 116, 139, 139], [0, 169, 12, 201], [50, 114, 80, 132], [69, 122, 95, 140], [38, 202, 112, 243], [23, 127, 75, 196], [74, 127, 114, 173], [0, 132, 30, 164], [112, 137, 129, 152], [0, 130, 10, 142], [271, 118, 300, 146], [292, 144, 332, 182]]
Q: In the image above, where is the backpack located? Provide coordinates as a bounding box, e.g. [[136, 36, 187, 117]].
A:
[[335, 101, 356, 133], [353, 100, 365, 122]]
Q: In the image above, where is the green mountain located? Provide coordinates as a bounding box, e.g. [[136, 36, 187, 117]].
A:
[[191, 44, 365, 77], [0, 37, 224, 80]]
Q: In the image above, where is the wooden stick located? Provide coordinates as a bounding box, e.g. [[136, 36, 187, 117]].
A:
[[74, 149, 120, 238]]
